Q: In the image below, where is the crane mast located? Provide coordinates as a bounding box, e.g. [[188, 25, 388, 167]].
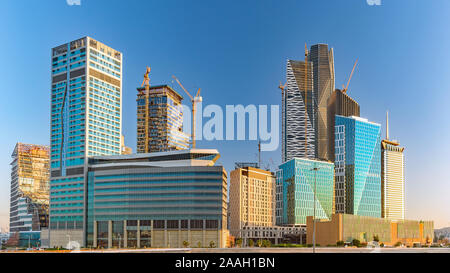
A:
[[172, 75, 202, 149]]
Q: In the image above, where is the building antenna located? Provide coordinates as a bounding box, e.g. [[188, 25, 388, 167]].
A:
[[386, 110, 389, 140]]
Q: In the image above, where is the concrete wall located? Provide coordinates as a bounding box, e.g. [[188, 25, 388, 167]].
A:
[[49, 229, 83, 248]]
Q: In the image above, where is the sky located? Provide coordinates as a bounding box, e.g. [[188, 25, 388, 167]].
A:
[[0, 0, 449, 231]]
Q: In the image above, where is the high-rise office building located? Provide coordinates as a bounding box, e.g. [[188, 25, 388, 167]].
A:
[[276, 158, 334, 226], [334, 115, 382, 217], [49, 37, 122, 247], [85, 149, 228, 248], [309, 44, 335, 161], [10, 143, 50, 233], [282, 44, 335, 162], [229, 165, 276, 238], [381, 112, 405, 221], [283, 60, 314, 162], [327, 89, 360, 161], [136, 84, 189, 153]]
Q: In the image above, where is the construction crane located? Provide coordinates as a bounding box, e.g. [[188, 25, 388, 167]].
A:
[[342, 59, 358, 93], [304, 43, 309, 156], [172, 75, 202, 149], [141, 66, 151, 153]]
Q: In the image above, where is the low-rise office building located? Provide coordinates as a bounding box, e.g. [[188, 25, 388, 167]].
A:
[[277, 158, 335, 226], [306, 214, 433, 247], [85, 149, 229, 248]]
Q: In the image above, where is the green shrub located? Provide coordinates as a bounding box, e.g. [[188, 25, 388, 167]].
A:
[[336, 241, 345, 247], [352, 239, 361, 247], [248, 239, 254, 247]]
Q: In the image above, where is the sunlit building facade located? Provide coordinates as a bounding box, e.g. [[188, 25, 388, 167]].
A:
[[136, 85, 189, 153], [10, 143, 50, 232], [334, 115, 382, 218], [49, 37, 122, 247], [229, 166, 276, 238], [381, 137, 405, 220]]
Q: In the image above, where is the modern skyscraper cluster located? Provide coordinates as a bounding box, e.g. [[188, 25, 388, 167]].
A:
[[6, 38, 412, 248], [278, 43, 405, 230]]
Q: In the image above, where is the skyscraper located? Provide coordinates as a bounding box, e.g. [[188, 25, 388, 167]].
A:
[[277, 158, 335, 226], [327, 89, 360, 162], [10, 143, 50, 232], [136, 84, 189, 153], [334, 115, 382, 217], [309, 44, 335, 161], [282, 44, 335, 162], [49, 37, 122, 247], [381, 112, 405, 221], [283, 60, 314, 162]]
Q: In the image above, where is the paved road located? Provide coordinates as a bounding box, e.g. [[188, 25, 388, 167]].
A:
[[64, 247, 450, 253], [2, 247, 450, 253]]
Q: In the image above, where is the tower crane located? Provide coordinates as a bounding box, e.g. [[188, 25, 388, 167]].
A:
[[342, 59, 358, 93], [172, 75, 202, 149]]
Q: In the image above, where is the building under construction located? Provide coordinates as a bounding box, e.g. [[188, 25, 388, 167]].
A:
[[137, 84, 189, 153], [10, 143, 50, 233]]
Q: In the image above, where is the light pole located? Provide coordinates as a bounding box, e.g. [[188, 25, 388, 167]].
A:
[[66, 234, 71, 249], [310, 166, 320, 254]]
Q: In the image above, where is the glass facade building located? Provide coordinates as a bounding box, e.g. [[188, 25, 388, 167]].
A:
[[136, 85, 189, 153], [334, 115, 382, 218], [49, 37, 122, 247], [84, 149, 228, 248], [276, 158, 334, 226]]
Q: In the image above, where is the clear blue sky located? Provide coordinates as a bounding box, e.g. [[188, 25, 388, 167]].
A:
[[0, 0, 449, 230]]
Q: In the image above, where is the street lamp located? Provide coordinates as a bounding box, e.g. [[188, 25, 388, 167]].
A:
[[310, 166, 320, 254]]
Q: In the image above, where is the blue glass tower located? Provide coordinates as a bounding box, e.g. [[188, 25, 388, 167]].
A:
[[334, 115, 381, 218], [49, 37, 122, 247]]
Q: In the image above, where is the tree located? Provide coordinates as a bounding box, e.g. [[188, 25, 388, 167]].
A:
[[373, 235, 379, 242], [183, 241, 189, 248], [236, 238, 243, 248], [209, 241, 216, 248], [257, 239, 262, 247], [197, 242, 202, 248], [352, 239, 361, 247], [249, 239, 254, 247]]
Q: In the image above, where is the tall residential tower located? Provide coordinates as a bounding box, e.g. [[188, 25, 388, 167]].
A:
[[49, 37, 122, 247]]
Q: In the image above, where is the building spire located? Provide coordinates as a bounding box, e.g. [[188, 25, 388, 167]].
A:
[[386, 110, 389, 140]]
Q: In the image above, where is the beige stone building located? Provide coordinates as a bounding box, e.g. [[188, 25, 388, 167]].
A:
[[229, 166, 276, 238]]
